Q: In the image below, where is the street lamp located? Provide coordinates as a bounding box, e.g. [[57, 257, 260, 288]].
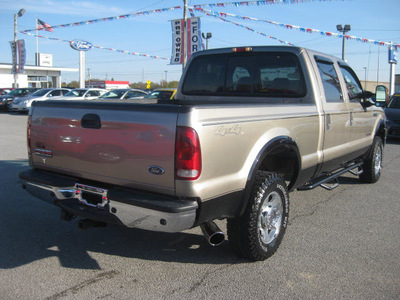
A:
[[363, 67, 367, 89], [13, 8, 25, 88], [336, 24, 351, 61], [202, 32, 212, 50]]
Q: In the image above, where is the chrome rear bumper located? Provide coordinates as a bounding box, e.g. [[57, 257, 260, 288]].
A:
[[19, 169, 198, 233]]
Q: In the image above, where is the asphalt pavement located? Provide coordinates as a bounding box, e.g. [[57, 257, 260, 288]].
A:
[[0, 112, 399, 300]]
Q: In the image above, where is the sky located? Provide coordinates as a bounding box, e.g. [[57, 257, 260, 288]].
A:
[[0, 0, 399, 85]]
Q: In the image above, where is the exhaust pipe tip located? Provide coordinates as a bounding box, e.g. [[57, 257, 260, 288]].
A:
[[201, 221, 225, 247]]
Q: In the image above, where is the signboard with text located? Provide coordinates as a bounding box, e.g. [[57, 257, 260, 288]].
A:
[[10, 39, 26, 73], [389, 46, 398, 64], [170, 17, 202, 65], [37, 53, 53, 67]]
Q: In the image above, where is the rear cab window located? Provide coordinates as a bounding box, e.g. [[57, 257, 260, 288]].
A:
[[182, 51, 308, 103]]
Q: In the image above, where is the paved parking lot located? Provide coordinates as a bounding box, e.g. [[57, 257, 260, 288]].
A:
[[0, 112, 399, 299]]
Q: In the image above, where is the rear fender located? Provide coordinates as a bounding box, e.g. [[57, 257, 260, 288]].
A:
[[238, 136, 300, 216]]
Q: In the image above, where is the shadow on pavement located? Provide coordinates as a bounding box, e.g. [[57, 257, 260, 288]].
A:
[[0, 159, 243, 270]]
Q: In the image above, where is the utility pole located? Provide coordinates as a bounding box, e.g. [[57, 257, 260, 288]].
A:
[[182, 0, 188, 70], [87, 68, 91, 87]]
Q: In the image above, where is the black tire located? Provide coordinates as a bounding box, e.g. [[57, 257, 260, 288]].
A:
[[6, 101, 13, 112], [359, 136, 383, 183], [227, 171, 289, 261]]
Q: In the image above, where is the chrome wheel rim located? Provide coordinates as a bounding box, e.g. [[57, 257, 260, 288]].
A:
[[374, 146, 382, 176], [258, 191, 283, 245]]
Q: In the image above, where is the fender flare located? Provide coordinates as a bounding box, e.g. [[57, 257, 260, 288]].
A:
[[374, 117, 387, 145], [237, 136, 301, 217]]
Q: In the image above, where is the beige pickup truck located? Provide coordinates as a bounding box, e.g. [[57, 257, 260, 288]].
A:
[[19, 46, 387, 261]]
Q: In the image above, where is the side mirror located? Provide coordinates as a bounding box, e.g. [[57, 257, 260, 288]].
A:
[[375, 85, 389, 107], [360, 90, 375, 108]]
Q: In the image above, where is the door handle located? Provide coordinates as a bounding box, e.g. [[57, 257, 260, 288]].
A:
[[326, 114, 331, 130]]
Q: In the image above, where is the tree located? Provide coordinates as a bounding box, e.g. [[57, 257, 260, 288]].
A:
[[62, 81, 79, 88]]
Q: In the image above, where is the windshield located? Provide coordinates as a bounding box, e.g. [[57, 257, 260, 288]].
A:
[[65, 89, 87, 97], [6, 89, 20, 96], [144, 90, 174, 100], [388, 96, 400, 109], [99, 90, 129, 99], [31, 89, 51, 97]]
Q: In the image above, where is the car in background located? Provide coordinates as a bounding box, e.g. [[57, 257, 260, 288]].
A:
[[97, 89, 148, 100], [143, 88, 176, 100], [385, 94, 400, 138], [11, 88, 71, 112], [54, 88, 107, 100], [0, 88, 39, 111], [0, 88, 14, 96]]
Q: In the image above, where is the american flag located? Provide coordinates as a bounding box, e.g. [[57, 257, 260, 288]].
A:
[[37, 19, 53, 32]]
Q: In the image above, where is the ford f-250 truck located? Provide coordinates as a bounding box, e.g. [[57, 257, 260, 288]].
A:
[[19, 46, 386, 261]]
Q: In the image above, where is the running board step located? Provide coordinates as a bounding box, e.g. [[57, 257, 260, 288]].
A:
[[298, 161, 363, 191]]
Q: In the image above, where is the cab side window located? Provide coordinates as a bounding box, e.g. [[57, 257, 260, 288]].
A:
[[339, 66, 363, 102], [50, 90, 62, 97], [315, 57, 342, 103]]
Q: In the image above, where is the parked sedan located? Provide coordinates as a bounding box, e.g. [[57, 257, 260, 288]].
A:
[[0, 88, 39, 111], [54, 88, 107, 100], [97, 89, 148, 100], [0, 88, 14, 95], [385, 94, 400, 138], [144, 88, 176, 100], [11, 88, 71, 112]]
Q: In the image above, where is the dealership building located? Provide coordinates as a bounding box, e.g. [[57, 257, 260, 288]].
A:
[[0, 63, 77, 88]]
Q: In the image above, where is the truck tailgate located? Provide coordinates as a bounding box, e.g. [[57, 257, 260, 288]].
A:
[[30, 101, 180, 195]]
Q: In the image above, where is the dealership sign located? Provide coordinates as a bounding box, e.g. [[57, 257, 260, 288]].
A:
[[70, 40, 93, 51], [170, 17, 202, 65], [10, 39, 26, 73]]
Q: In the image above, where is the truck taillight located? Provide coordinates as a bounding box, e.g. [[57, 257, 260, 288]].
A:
[[27, 115, 32, 155], [175, 126, 201, 180]]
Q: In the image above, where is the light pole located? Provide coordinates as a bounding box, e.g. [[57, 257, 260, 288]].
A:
[[363, 67, 367, 89], [202, 32, 212, 50], [336, 24, 351, 61], [13, 8, 25, 88]]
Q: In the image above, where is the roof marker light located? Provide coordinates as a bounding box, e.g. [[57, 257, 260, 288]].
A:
[[232, 47, 253, 53]]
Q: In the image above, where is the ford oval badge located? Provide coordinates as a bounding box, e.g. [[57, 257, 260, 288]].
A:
[[70, 40, 93, 52], [148, 166, 165, 175]]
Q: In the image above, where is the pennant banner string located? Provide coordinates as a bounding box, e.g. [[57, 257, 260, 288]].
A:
[[21, 6, 183, 33], [194, 7, 293, 46], [195, 7, 400, 49], [21, 0, 336, 33], [21, 31, 169, 60], [193, 0, 342, 8]]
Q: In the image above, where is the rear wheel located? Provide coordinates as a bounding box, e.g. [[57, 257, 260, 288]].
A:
[[360, 136, 383, 183], [227, 171, 289, 261]]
